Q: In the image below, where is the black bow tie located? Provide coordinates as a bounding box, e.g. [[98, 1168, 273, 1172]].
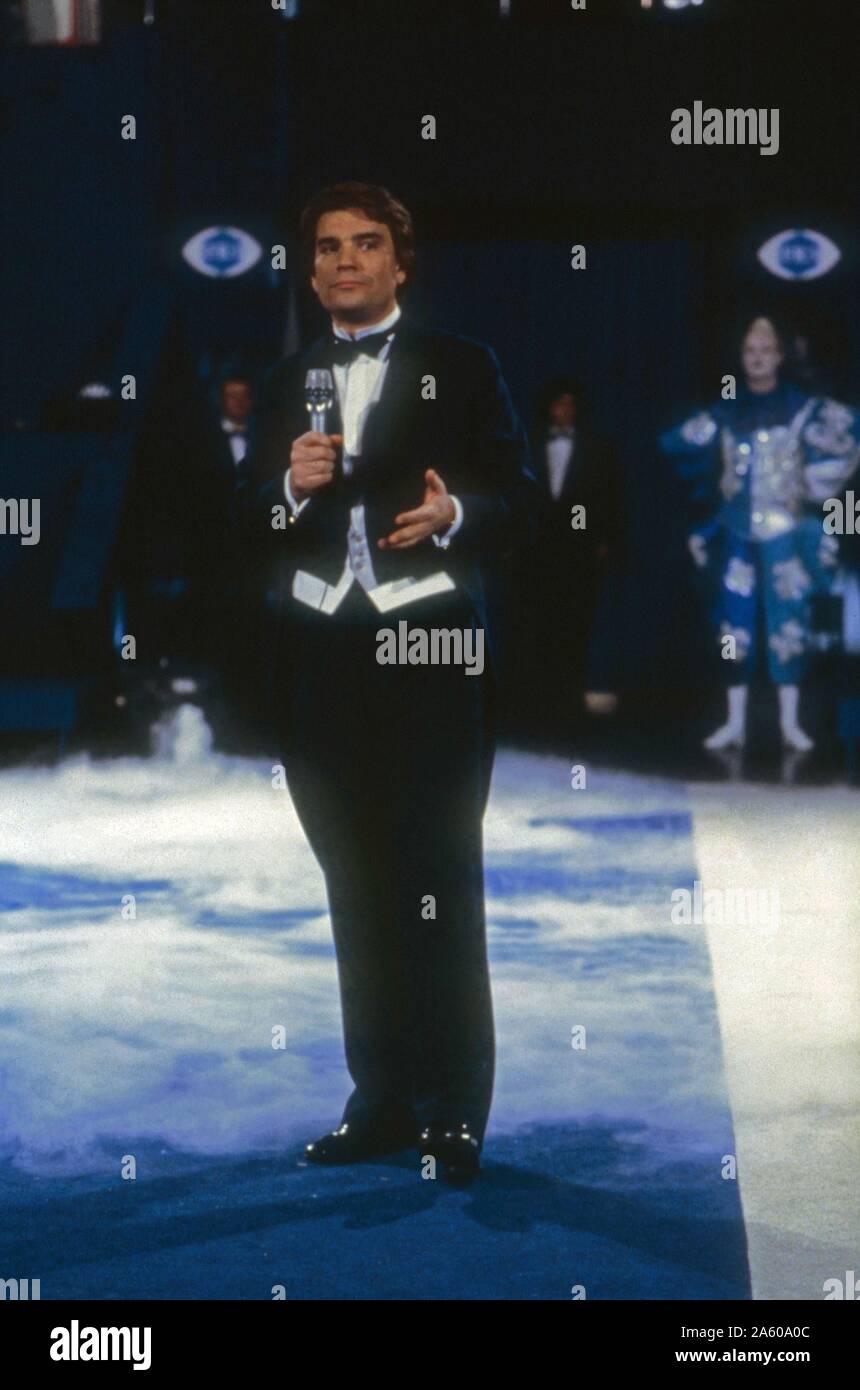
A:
[[330, 330, 395, 364]]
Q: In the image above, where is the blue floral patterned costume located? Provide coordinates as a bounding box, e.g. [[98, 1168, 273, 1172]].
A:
[[662, 382, 860, 684]]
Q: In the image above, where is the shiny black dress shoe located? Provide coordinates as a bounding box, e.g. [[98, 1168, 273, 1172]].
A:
[[304, 1119, 416, 1165], [418, 1123, 482, 1183]]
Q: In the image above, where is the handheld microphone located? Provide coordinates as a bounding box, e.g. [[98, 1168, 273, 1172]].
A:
[[304, 367, 352, 486], [304, 368, 334, 433]]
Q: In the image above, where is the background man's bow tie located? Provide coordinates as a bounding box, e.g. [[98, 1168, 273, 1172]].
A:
[[330, 330, 395, 364]]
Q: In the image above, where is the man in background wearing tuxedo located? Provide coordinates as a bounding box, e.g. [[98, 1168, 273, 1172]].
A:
[[238, 183, 538, 1181], [215, 373, 255, 472], [528, 378, 625, 729]]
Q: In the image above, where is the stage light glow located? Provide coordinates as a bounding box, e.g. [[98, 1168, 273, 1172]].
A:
[[642, 1, 706, 10]]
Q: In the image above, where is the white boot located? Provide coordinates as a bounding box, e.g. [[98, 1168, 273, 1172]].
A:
[[704, 684, 748, 750], [778, 684, 814, 752]]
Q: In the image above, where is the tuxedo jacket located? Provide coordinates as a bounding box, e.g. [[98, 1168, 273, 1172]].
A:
[[530, 426, 625, 561], [212, 419, 256, 486], [236, 314, 540, 661]]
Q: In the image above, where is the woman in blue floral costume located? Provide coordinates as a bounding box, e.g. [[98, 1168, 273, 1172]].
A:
[[662, 317, 860, 751]]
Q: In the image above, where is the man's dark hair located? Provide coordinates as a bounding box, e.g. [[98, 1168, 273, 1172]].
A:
[[299, 182, 416, 288], [536, 376, 586, 424]]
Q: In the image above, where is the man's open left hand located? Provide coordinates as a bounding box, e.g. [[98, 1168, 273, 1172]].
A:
[[378, 469, 456, 550]]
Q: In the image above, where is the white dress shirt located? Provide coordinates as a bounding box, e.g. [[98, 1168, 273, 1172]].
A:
[[284, 303, 463, 614], [545, 428, 575, 501], [221, 419, 248, 466]]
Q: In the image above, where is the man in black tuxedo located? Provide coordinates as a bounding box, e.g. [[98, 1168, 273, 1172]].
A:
[[214, 374, 255, 476], [527, 378, 625, 727], [237, 183, 538, 1181]]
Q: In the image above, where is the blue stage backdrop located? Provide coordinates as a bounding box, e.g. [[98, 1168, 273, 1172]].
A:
[[0, 32, 160, 428]]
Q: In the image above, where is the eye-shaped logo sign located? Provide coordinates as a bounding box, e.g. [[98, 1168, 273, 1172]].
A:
[[757, 229, 841, 281], [182, 226, 263, 278]]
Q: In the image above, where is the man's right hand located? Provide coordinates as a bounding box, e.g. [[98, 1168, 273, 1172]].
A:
[[288, 432, 343, 503]]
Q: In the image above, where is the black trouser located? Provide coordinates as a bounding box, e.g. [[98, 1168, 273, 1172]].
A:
[[275, 582, 496, 1145]]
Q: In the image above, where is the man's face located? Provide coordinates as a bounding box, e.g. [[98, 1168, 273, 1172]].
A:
[[310, 208, 405, 325], [221, 380, 252, 423], [549, 393, 577, 428], [742, 327, 783, 387]]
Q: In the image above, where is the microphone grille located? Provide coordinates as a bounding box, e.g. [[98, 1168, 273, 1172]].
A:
[[305, 367, 334, 417], [306, 368, 333, 392], [305, 368, 334, 414]]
